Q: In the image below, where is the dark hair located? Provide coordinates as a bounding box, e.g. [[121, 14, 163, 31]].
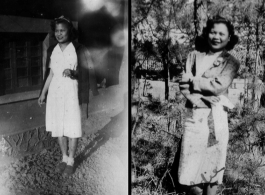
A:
[[195, 15, 239, 52], [50, 16, 78, 41]]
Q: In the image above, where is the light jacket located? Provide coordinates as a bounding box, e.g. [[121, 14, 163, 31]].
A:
[[180, 50, 240, 108]]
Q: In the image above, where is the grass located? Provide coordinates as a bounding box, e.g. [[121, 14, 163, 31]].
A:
[[132, 87, 265, 195], [131, 90, 186, 195]]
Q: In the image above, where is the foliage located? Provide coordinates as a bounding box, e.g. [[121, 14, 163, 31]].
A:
[[132, 95, 265, 195], [132, 0, 192, 62], [132, 0, 265, 78], [132, 0, 265, 194], [132, 0, 193, 99], [132, 94, 186, 195], [223, 105, 265, 195]]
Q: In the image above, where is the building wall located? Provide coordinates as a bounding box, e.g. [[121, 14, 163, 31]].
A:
[[0, 15, 51, 33]]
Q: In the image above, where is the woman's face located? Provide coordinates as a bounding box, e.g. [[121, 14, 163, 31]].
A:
[[208, 23, 230, 52], [55, 23, 69, 43]]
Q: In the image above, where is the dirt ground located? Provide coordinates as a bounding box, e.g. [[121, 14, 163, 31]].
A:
[[0, 109, 128, 195]]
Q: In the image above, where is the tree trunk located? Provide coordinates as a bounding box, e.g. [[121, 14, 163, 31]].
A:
[[253, 4, 263, 109], [142, 58, 149, 96], [194, 0, 208, 37], [164, 60, 169, 100], [245, 24, 251, 71], [161, 55, 169, 100], [194, 0, 199, 37]]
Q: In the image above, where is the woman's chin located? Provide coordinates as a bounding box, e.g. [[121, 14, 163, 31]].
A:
[[209, 46, 224, 52], [57, 40, 70, 44]]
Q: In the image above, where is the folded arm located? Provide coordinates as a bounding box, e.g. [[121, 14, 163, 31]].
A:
[[179, 83, 205, 107], [191, 59, 240, 96], [180, 51, 206, 107]]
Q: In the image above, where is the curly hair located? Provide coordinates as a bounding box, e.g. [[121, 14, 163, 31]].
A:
[[195, 15, 239, 52], [50, 16, 78, 41]]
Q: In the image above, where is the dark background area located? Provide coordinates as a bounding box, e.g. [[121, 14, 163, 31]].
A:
[[0, 0, 79, 20], [0, 0, 126, 48]]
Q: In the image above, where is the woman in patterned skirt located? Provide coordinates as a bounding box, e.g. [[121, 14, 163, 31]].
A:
[[178, 15, 240, 195]]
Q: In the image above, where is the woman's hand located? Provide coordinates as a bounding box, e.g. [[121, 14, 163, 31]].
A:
[[180, 72, 193, 83], [38, 94, 46, 107], [63, 69, 72, 77], [201, 96, 220, 105]]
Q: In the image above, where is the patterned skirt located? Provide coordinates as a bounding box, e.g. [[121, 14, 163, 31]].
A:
[[178, 99, 230, 185]]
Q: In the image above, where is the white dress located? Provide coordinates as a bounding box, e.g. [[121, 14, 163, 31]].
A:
[[178, 53, 233, 185], [46, 43, 82, 138]]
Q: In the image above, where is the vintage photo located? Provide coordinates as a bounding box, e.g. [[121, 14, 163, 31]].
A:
[[0, 0, 128, 194], [132, 0, 265, 194]]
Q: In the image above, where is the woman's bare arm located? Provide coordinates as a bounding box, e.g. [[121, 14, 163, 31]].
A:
[[41, 69, 54, 96]]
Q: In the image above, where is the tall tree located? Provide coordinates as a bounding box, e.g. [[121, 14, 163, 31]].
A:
[[194, 0, 209, 37], [132, 0, 191, 100]]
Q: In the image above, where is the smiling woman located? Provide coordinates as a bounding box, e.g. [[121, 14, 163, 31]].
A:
[[196, 16, 239, 52], [177, 15, 240, 195], [208, 23, 230, 52], [38, 16, 84, 177]]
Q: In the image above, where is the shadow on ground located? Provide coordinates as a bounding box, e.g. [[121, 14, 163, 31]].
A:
[[75, 109, 127, 170]]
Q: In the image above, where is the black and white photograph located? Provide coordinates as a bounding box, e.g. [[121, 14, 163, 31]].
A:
[[132, 0, 265, 195], [0, 0, 128, 194]]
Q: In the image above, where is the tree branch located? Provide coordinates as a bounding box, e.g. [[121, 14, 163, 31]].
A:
[[133, 0, 157, 28]]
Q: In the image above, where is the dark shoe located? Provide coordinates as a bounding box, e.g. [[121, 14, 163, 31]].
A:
[[63, 165, 75, 176], [189, 186, 203, 195], [55, 162, 67, 173]]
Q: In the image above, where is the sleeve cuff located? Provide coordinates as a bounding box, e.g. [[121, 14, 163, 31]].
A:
[[192, 77, 202, 92]]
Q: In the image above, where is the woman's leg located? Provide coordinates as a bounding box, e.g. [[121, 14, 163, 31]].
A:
[[206, 184, 218, 195], [68, 137, 78, 161], [56, 136, 68, 173], [58, 136, 68, 156], [63, 137, 78, 176]]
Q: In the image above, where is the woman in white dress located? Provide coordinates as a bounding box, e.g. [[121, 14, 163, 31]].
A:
[[178, 16, 240, 195], [38, 16, 82, 176]]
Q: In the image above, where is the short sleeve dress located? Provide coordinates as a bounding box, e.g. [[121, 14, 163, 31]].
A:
[[46, 43, 82, 138]]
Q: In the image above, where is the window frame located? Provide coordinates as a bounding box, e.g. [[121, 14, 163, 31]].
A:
[[0, 33, 46, 97]]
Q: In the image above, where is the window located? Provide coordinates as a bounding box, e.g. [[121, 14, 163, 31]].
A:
[[0, 33, 46, 95]]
